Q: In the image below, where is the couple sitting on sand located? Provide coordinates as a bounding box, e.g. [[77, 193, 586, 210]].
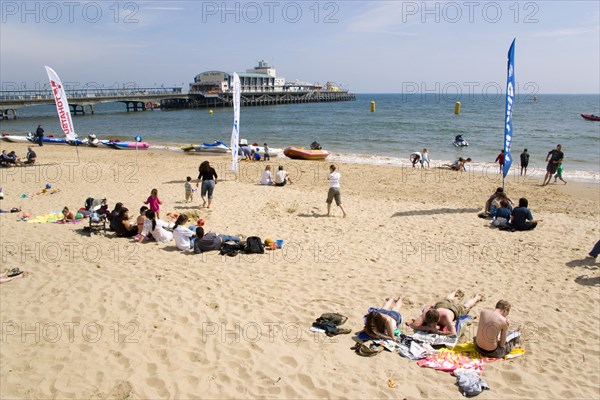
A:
[[479, 187, 542, 231], [364, 290, 518, 358]]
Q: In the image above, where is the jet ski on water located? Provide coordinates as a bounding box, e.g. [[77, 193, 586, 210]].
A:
[[452, 135, 469, 147]]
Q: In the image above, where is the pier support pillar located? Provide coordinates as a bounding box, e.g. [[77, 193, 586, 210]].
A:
[[1, 109, 18, 119], [70, 104, 86, 115]]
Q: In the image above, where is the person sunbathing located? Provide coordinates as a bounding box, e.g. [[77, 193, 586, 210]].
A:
[[363, 296, 404, 340], [474, 300, 519, 358], [410, 290, 482, 335], [61, 206, 75, 222]]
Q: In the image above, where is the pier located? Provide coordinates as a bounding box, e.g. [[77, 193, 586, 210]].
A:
[[0, 87, 355, 118], [0, 87, 186, 119], [163, 90, 356, 110]]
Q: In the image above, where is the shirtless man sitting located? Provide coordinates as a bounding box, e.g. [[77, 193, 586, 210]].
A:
[[474, 300, 519, 358], [410, 289, 482, 335]]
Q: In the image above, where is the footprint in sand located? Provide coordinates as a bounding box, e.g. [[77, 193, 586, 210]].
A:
[[297, 373, 316, 389], [109, 380, 133, 399], [145, 377, 170, 398], [279, 356, 298, 368]]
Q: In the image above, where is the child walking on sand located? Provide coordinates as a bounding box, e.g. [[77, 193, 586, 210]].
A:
[[144, 188, 163, 219], [185, 176, 194, 202], [554, 163, 567, 184]]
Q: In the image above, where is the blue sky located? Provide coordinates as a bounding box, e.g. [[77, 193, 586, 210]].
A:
[[1, 1, 599, 93]]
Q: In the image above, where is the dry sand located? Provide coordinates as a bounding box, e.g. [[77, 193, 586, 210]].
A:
[[1, 142, 599, 399]]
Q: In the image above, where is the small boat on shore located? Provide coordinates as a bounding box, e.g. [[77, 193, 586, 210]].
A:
[[102, 141, 150, 150], [1, 133, 32, 143], [283, 146, 330, 160], [581, 114, 600, 121]]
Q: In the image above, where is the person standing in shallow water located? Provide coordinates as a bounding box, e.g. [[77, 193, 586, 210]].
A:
[[520, 149, 529, 176], [326, 164, 347, 218]]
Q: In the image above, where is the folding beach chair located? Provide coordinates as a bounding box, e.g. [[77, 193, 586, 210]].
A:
[[85, 197, 107, 236]]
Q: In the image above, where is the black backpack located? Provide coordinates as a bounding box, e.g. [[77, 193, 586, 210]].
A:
[[85, 197, 94, 211], [244, 236, 264, 254]]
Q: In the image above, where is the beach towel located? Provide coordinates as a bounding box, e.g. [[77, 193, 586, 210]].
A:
[[27, 212, 85, 224], [417, 342, 525, 373], [410, 315, 474, 348], [54, 218, 85, 224], [27, 212, 64, 223]]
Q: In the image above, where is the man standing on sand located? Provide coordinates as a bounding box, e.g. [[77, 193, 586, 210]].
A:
[[542, 144, 563, 186], [410, 290, 483, 336], [326, 164, 347, 218], [520, 149, 529, 176], [35, 125, 44, 146], [474, 300, 519, 358]]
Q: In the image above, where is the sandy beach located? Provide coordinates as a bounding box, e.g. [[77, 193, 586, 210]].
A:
[[1, 142, 599, 399]]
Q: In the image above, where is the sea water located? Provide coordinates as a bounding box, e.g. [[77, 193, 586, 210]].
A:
[[1, 94, 598, 182]]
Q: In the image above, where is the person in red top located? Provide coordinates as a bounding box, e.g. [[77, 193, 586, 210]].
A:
[[495, 150, 505, 174]]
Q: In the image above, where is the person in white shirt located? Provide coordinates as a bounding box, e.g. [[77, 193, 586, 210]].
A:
[[260, 165, 273, 185], [140, 210, 173, 243], [421, 148, 430, 168], [172, 214, 197, 250], [326, 165, 347, 217], [274, 165, 292, 186]]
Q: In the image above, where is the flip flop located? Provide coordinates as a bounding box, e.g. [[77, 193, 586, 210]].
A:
[[7, 268, 23, 277]]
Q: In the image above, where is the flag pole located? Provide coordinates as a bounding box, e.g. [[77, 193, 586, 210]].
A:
[[502, 39, 516, 190]]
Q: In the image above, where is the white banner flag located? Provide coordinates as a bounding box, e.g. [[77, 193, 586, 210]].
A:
[[45, 66, 76, 141], [230, 72, 241, 171]]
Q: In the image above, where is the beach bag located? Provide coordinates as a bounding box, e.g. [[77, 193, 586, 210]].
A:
[[85, 197, 94, 211], [244, 236, 264, 254], [220, 242, 242, 257], [364, 311, 389, 340]]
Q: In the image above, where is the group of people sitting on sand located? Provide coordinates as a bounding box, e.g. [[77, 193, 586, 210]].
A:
[[364, 290, 518, 359], [0, 147, 36, 167], [107, 202, 241, 253], [477, 187, 542, 230]]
